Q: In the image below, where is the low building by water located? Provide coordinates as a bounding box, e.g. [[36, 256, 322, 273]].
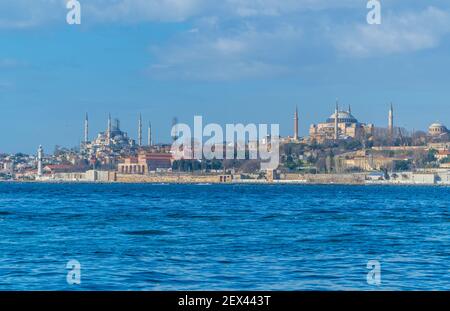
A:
[[118, 151, 173, 174]]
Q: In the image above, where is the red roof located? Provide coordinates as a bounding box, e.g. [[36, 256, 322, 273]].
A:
[[44, 164, 74, 169], [43, 164, 78, 173]]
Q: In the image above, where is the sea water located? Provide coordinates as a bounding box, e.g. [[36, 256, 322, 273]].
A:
[[0, 183, 449, 290]]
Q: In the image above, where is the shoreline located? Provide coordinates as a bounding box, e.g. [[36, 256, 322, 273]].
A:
[[1, 179, 449, 187]]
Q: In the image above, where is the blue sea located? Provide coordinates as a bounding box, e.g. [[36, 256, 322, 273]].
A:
[[0, 183, 449, 290]]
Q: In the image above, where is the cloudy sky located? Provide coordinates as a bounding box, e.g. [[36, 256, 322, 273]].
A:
[[1, 0, 450, 153]]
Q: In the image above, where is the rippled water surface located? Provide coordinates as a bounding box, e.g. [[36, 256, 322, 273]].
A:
[[0, 183, 449, 290]]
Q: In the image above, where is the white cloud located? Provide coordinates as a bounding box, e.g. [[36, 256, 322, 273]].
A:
[[2, 0, 450, 82], [0, 0, 363, 28], [225, 0, 360, 17], [147, 22, 304, 80], [333, 6, 450, 57], [86, 0, 363, 22], [146, 4, 450, 80], [214, 38, 247, 55], [83, 0, 206, 23], [0, 0, 64, 29], [0, 0, 205, 28]]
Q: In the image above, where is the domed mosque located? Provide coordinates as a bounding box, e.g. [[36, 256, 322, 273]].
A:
[[310, 103, 374, 143], [428, 122, 449, 137], [326, 110, 359, 124], [87, 114, 136, 153]]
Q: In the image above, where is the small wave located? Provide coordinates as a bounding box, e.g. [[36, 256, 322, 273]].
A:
[[0, 211, 13, 215], [15, 231, 36, 236], [261, 214, 280, 220], [122, 230, 170, 236], [64, 214, 84, 220]]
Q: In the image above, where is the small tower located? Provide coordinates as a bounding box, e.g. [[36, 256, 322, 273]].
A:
[[37, 145, 44, 177], [138, 113, 142, 147], [334, 101, 339, 140], [84, 113, 89, 144], [294, 106, 299, 141], [388, 103, 394, 140], [107, 113, 112, 144], [172, 117, 179, 141], [148, 122, 152, 147]]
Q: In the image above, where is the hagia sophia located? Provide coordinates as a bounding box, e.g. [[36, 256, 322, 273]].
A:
[[309, 104, 375, 143], [290, 102, 448, 143]]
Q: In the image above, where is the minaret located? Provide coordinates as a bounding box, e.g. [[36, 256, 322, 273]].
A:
[[138, 113, 142, 147], [84, 113, 89, 144], [37, 145, 43, 177], [107, 113, 112, 144], [348, 105, 352, 114], [294, 106, 299, 141], [148, 122, 153, 146], [334, 101, 339, 140], [388, 103, 394, 140], [172, 117, 179, 141]]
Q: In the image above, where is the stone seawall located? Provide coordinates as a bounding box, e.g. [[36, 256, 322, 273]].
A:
[[305, 173, 366, 184], [282, 173, 366, 185], [117, 173, 367, 184], [116, 174, 223, 184]]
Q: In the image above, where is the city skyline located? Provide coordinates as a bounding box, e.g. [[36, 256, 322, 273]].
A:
[[1, 100, 444, 155], [28, 102, 439, 155], [1, 0, 450, 153]]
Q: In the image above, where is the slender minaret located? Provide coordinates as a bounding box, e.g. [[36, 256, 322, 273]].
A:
[[148, 122, 152, 147], [37, 145, 43, 177], [84, 113, 89, 144], [107, 113, 112, 143], [172, 117, 179, 141], [138, 113, 142, 147], [388, 103, 394, 140], [294, 106, 299, 141], [334, 101, 339, 140], [348, 105, 352, 114]]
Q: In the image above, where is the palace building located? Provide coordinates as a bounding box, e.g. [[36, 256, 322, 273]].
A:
[[309, 104, 374, 143], [118, 151, 173, 174]]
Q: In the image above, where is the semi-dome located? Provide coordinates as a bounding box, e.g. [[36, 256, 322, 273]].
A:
[[327, 111, 358, 124]]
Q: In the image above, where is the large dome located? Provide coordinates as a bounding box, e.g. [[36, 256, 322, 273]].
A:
[[327, 111, 358, 124], [429, 122, 448, 136], [429, 122, 446, 128]]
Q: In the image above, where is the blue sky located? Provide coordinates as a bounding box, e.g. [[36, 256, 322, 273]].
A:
[[1, 0, 450, 153]]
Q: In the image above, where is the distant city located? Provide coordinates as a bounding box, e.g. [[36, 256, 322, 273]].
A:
[[1, 102, 449, 185]]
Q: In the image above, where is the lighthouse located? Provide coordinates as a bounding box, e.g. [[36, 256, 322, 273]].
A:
[[37, 145, 44, 178]]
